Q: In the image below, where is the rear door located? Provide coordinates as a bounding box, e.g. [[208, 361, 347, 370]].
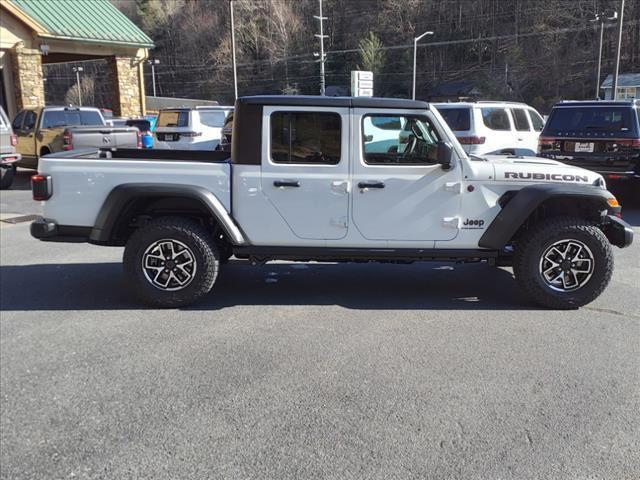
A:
[[477, 106, 515, 154], [351, 109, 462, 242], [510, 107, 537, 155], [260, 106, 350, 240]]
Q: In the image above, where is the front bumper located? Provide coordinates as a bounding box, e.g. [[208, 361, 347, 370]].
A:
[[603, 215, 634, 248]]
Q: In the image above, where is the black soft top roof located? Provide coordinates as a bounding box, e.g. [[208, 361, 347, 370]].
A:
[[237, 95, 430, 110]]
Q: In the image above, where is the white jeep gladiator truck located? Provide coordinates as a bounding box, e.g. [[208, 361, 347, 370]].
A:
[[30, 96, 633, 309]]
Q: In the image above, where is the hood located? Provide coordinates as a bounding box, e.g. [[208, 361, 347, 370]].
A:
[[483, 154, 605, 187]]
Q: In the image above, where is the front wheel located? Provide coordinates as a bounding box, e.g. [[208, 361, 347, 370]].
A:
[[123, 217, 220, 307], [513, 217, 614, 309]]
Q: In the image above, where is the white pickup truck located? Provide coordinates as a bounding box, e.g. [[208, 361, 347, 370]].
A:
[[30, 96, 633, 309]]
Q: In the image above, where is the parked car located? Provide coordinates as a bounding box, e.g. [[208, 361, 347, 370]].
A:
[[30, 95, 632, 309], [538, 100, 640, 186], [0, 106, 21, 189], [433, 101, 545, 156], [126, 119, 153, 148], [12, 106, 141, 169], [216, 111, 233, 152], [154, 106, 233, 150]]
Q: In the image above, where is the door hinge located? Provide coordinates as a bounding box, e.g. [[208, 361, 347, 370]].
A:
[[444, 182, 462, 193], [442, 217, 460, 228]]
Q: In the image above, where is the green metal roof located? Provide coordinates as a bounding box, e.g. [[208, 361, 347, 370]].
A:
[[10, 0, 154, 48]]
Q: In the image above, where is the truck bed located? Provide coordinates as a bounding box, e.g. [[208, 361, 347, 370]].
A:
[[38, 149, 232, 228]]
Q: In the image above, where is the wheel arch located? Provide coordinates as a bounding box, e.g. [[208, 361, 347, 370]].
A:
[[479, 184, 616, 250], [89, 183, 246, 246]]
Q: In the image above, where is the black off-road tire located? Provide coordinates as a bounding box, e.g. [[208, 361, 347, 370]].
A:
[[0, 165, 14, 189], [513, 216, 613, 309], [123, 217, 219, 308]]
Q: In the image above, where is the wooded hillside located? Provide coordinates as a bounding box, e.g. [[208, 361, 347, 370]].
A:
[[66, 0, 640, 113]]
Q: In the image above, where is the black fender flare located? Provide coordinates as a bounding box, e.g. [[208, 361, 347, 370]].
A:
[[89, 183, 246, 245], [478, 184, 616, 250]]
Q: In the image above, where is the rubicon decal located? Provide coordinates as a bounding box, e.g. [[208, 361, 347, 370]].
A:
[[505, 172, 589, 182]]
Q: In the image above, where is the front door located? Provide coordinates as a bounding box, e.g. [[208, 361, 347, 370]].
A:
[[351, 109, 462, 242], [15, 110, 37, 167], [260, 106, 350, 241]]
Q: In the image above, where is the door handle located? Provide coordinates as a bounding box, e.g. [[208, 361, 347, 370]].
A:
[[273, 180, 300, 188], [358, 181, 385, 189]]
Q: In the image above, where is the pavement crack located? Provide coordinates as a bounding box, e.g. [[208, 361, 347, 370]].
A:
[[583, 306, 640, 320], [525, 429, 533, 446]]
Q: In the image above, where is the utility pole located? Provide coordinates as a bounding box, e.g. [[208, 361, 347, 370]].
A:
[[412, 31, 433, 100], [230, 0, 238, 100], [591, 10, 618, 99], [611, 0, 625, 100], [147, 59, 160, 97], [72, 66, 83, 106], [314, 0, 327, 95]]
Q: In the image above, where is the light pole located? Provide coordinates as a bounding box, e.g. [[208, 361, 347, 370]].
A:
[[612, 0, 625, 100], [591, 10, 617, 99], [413, 31, 433, 100], [230, 0, 238, 100], [314, 0, 328, 95], [147, 59, 160, 97], [72, 66, 83, 106]]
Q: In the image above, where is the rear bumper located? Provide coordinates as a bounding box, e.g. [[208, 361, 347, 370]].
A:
[[0, 153, 21, 165], [31, 218, 90, 243], [603, 215, 634, 248]]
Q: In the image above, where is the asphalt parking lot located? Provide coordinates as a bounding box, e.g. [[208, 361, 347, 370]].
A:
[[1, 169, 639, 479]]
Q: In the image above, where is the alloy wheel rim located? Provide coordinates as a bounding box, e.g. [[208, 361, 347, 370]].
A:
[[142, 239, 197, 291], [538, 239, 594, 292]]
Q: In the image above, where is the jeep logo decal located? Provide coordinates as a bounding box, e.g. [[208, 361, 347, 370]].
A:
[[504, 172, 589, 182], [462, 219, 485, 229]]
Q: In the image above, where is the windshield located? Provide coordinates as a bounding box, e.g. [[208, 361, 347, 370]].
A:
[[41, 110, 103, 129], [157, 111, 189, 128], [438, 108, 471, 131], [545, 107, 634, 134]]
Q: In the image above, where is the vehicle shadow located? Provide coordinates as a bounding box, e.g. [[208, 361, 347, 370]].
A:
[[0, 260, 540, 312], [6, 168, 36, 191]]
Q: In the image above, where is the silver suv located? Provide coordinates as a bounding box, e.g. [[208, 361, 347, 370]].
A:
[[0, 107, 21, 189]]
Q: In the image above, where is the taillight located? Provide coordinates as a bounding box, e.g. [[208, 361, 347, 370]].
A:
[[136, 130, 142, 148], [538, 136, 556, 146], [62, 130, 73, 151], [457, 136, 485, 145], [615, 138, 640, 148], [31, 174, 52, 201], [10, 133, 17, 147]]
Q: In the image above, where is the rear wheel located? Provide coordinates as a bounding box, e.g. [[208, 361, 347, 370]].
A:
[[123, 217, 219, 307], [513, 217, 613, 309], [0, 165, 14, 189]]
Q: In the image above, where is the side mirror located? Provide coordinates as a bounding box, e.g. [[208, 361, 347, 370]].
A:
[[437, 141, 454, 170]]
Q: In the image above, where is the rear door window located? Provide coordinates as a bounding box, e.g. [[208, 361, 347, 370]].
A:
[[271, 112, 341, 165], [23, 111, 37, 131], [481, 108, 511, 131], [438, 108, 471, 131], [528, 110, 545, 131], [511, 108, 531, 131], [157, 111, 189, 128]]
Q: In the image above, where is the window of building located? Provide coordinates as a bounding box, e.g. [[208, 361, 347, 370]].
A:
[[617, 87, 637, 100], [362, 114, 441, 165], [271, 112, 341, 165], [511, 108, 531, 131]]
